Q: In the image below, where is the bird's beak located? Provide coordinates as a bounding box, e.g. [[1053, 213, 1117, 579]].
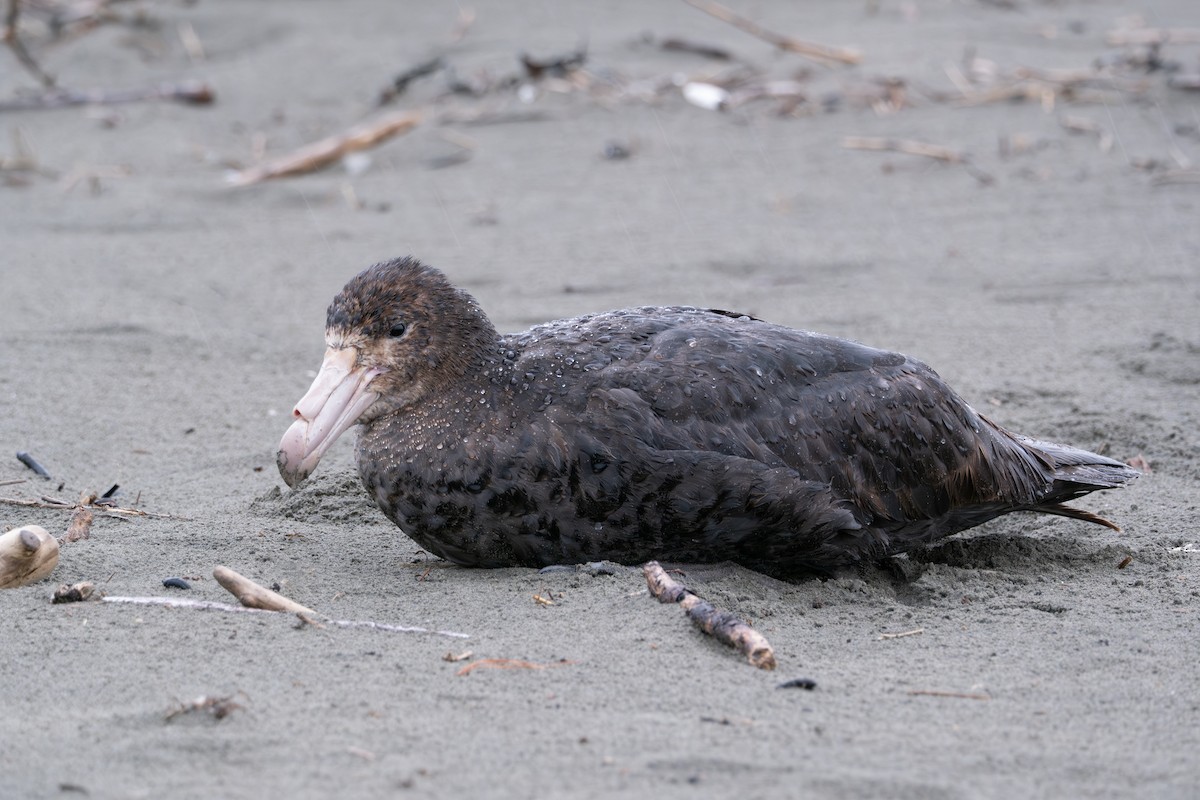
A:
[[277, 346, 382, 488]]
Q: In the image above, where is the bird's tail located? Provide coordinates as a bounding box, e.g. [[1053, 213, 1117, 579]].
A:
[[1018, 436, 1141, 531]]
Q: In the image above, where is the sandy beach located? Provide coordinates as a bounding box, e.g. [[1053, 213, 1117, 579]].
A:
[[2, 1, 1198, 797]]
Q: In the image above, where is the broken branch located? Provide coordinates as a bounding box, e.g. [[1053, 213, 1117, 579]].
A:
[[1105, 28, 1200, 46], [907, 689, 991, 700], [0, 494, 189, 520], [456, 658, 572, 676], [643, 560, 775, 669], [683, 0, 860, 66], [879, 627, 924, 640], [0, 80, 214, 112], [841, 135, 995, 184], [3, 0, 55, 87], [227, 109, 421, 186], [212, 565, 315, 614]]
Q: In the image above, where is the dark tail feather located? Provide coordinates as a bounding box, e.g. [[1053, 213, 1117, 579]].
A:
[[1032, 502, 1122, 531], [1018, 435, 1140, 531]]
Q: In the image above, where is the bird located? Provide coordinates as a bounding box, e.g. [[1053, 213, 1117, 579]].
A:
[[277, 257, 1138, 578]]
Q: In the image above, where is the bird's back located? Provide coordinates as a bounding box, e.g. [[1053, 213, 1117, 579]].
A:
[[486, 307, 1135, 573]]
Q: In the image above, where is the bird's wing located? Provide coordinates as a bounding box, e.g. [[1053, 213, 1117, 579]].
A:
[[521, 310, 1049, 530]]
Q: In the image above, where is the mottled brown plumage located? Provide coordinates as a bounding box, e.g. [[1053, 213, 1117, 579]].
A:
[[277, 257, 1138, 578]]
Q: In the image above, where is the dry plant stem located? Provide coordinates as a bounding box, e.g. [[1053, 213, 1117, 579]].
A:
[[213, 565, 316, 614], [455, 658, 570, 676], [879, 627, 924, 640], [228, 109, 422, 186], [683, 0, 860, 66], [4, 0, 56, 87], [643, 560, 776, 670], [0, 80, 213, 112], [908, 689, 991, 700], [1106, 28, 1200, 46], [165, 694, 242, 722], [1153, 169, 1200, 186], [0, 524, 59, 588], [841, 135, 994, 185], [0, 495, 189, 521], [101, 596, 472, 638]]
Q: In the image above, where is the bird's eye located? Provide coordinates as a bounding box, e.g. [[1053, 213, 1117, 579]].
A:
[[389, 322, 408, 338]]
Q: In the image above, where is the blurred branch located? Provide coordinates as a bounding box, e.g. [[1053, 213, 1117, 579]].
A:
[[4, 0, 57, 87]]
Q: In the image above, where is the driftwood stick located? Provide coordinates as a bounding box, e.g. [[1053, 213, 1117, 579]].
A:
[[0, 80, 214, 112], [841, 135, 995, 185], [3, 0, 56, 87], [1152, 169, 1200, 186], [879, 627, 924, 640], [455, 658, 571, 676], [1105, 28, 1200, 46], [227, 109, 422, 186], [0, 495, 190, 520], [212, 565, 315, 614], [0, 524, 60, 588], [643, 561, 776, 669], [908, 689, 991, 700], [101, 595, 470, 638], [683, 0, 860, 66]]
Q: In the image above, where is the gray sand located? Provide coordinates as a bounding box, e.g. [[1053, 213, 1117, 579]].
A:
[[2, 1, 1198, 798]]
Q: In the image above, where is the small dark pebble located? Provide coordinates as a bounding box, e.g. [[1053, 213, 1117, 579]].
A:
[[603, 141, 632, 160], [162, 577, 191, 590], [778, 677, 818, 691], [270, 582, 282, 591]]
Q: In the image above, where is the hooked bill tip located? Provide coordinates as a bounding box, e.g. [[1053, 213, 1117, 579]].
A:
[[276, 448, 308, 489]]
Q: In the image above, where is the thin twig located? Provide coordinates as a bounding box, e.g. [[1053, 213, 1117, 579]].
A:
[[3, 0, 56, 87], [0, 80, 213, 112], [456, 658, 572, 676], [908, 689, 991, 700], [101, 596, 471, 638], [1105, 27, 1200, 46], [879, 627, 924, 640], [683, 0, 860, 66], [0, 495, 191, 521], [227, 109, 421, 186], [1152, 169, 1200, 186], [841, 135, 995, 185]]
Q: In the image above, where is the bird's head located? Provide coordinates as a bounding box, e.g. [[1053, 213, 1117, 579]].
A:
[[276, 257, 494, 487]]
